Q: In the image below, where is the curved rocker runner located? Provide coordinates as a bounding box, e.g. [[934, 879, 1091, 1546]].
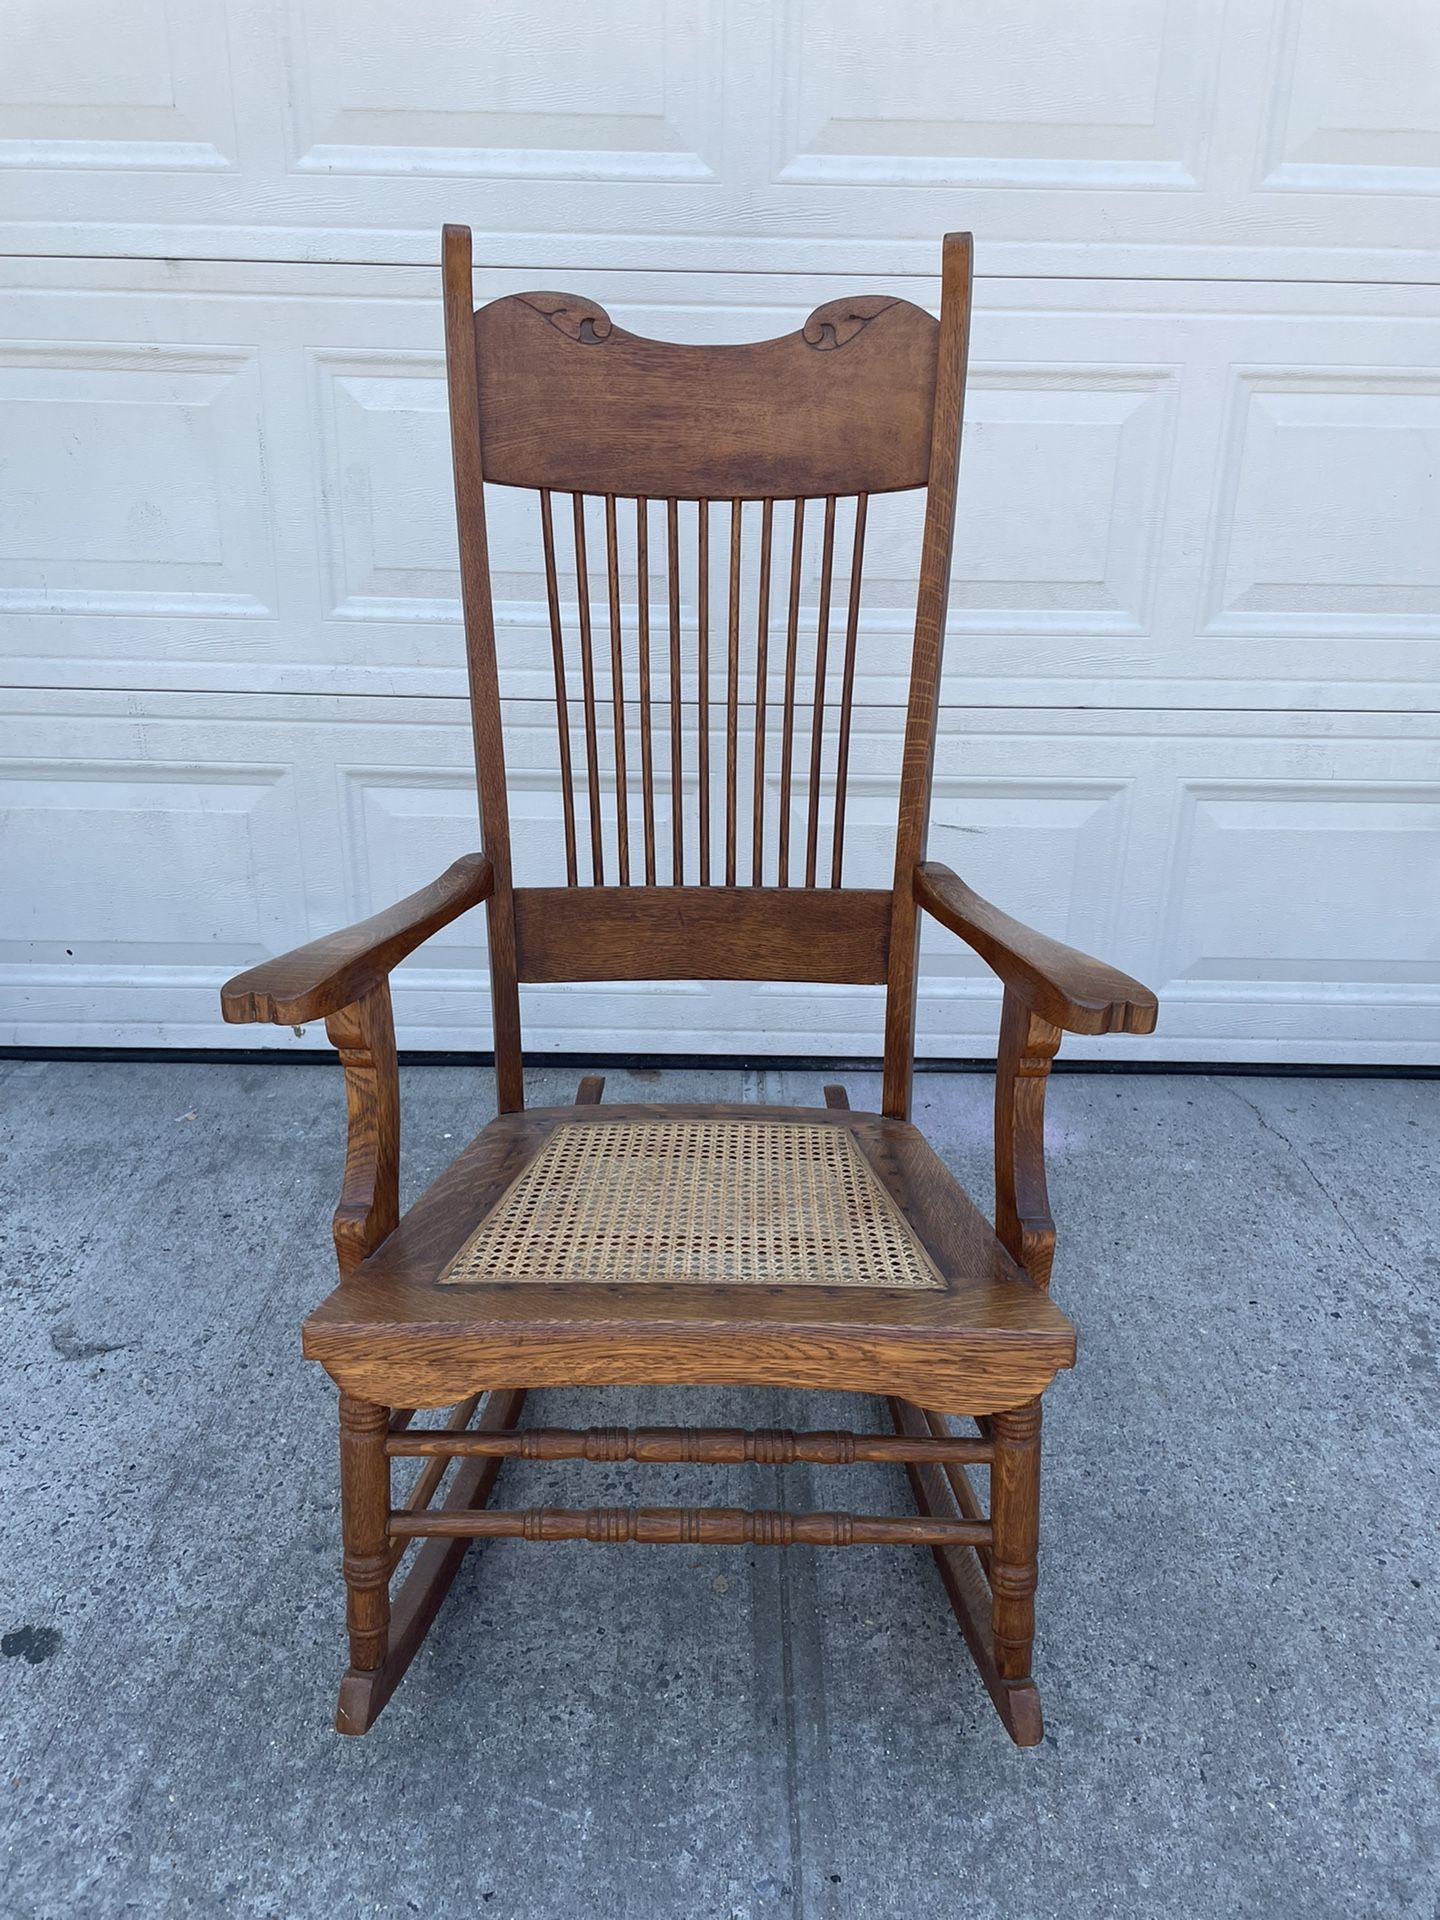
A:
[[221, 226, 1158, 1745]]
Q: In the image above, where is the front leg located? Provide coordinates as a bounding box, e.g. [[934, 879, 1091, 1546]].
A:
[[994, 987, 1061, 1289], [338, 1394, 392, 1678], [989, 1399, 1042, 1682], [324, 981, 400, 1277]]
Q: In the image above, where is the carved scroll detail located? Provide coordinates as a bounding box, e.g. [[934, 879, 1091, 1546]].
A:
[[802, 296, 898, 350], [519, 292, 614, 343]]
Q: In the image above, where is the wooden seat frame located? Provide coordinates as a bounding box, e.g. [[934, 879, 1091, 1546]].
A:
[[222, 227, 1157, 1745]]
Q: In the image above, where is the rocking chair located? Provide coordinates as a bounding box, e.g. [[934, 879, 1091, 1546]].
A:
[[220, 227, 1157, 1743]]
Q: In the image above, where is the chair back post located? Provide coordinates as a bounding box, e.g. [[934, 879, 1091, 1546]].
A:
[[442, 223, 526, 1112], [881, 233, 974, 1121]]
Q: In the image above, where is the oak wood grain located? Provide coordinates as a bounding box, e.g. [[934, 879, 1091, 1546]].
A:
[[804, 494, 838, 887], [915, 861, 1159, 1037], [324, 983, 400, 1280], [990, 1400, 1043, 1682], [570, 490, 605, 886], [471, 292, 939, 498], [389, 1505, 990, 1548], [891, 1396, 1042, 1745], [338, 1395, 390, 1674], [386, 1424, 994, 1466], [636, 497, 657, 883], [233, 232, 1158, 1746], [512, 885, 892, 984], [538, 488, 579, 884], [442, 225, 523, 1110], [882, 232, 974, 1121], [604, 492, 631, 884], [995, 989, 1062, 1288], [751, 498, 774, 883], [831, 493, 868, 888], [301, 1101, 1076, 1412], [336, 1386, 527, 1735], [220, 853, 492, 1027]]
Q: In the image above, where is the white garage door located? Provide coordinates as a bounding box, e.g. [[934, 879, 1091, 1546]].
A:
[[2, 2, 1438, 1063]]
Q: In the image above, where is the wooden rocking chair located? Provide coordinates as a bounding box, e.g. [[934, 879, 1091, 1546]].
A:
[[221, 227, 1157, 1744]]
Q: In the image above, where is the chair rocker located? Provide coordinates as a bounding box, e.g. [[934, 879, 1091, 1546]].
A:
[[221, 227, 1157, 1743]]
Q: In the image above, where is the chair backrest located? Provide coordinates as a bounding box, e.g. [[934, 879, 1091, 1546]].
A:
[[442, 225, 973, 1120]]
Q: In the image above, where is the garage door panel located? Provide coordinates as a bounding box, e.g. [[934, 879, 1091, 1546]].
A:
[[5, 1, 1436, 278], [0, 343, 276, 620], [0, 0, 238, 173], [287, 0, 723, 184], [1160, 781, 1440, 991], [775, 0, 1221, 190], [0, 760, 306, 972], [3, 4, 1437, 1063], [1262, 0, 1440, 194], [1202, 369, 1440, 638], [4, 262, 1434, 716], [311, 347, 459, 624], [5, 693, 1432, 1061], [926, 778, 1136, 977], [952, 369, 1175, 633], [340, 764, 491, 966]]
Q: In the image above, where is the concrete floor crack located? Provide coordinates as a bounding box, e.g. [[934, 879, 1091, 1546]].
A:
[[1215, 1077, 1409, 1290]]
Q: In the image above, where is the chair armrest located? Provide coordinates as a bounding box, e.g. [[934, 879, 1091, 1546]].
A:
[[220, 853, 494, 1027], [914, 860, 1157, 1037]]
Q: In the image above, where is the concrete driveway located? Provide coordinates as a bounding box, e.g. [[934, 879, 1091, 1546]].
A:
[[2, 1060, 1435, 1918]]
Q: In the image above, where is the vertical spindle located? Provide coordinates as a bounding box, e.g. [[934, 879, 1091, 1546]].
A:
[[804, 495, 837, 887], [778, 499, 806, 886], [751, 498, 774, 885], [604, 494, 630, 884], [636, 497, 657, 884], [830, 493, 869, 888], [571, 493, 605, 884], [697, 499, 711, 884], [667, 497, 684, 883], [539, 489, 578, 885], [725, 499, 742, 886]]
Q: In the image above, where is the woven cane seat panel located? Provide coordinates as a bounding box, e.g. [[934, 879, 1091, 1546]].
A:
[[437, 1118, 946, 1289]]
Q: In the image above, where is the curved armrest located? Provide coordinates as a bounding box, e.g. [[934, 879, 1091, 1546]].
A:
[[914, 860, 1157, 1037], [221, 853, 493, 1027]]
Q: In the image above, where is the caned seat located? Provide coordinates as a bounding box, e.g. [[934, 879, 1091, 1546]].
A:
[[222, 226, 1157, 1747], [440, 1113, 946, 1289], [303, 1104, 1076, 1410]]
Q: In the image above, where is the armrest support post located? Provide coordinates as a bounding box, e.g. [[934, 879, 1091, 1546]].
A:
[[325, 981, 400, 1279], [913, 859, 1157, 1293], [994, 988, 1062, 1289], [220, 856, 490, 1279]]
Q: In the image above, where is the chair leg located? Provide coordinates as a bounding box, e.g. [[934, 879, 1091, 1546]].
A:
[[334, 1386, 528, 1734], [989, 1399, 1041, 1684], [338, 1394, 391, 1675], [891, 1396, 1044, 1745]]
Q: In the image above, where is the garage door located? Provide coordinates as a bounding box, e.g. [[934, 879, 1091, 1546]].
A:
[[3, 2, 1438, 1062]]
